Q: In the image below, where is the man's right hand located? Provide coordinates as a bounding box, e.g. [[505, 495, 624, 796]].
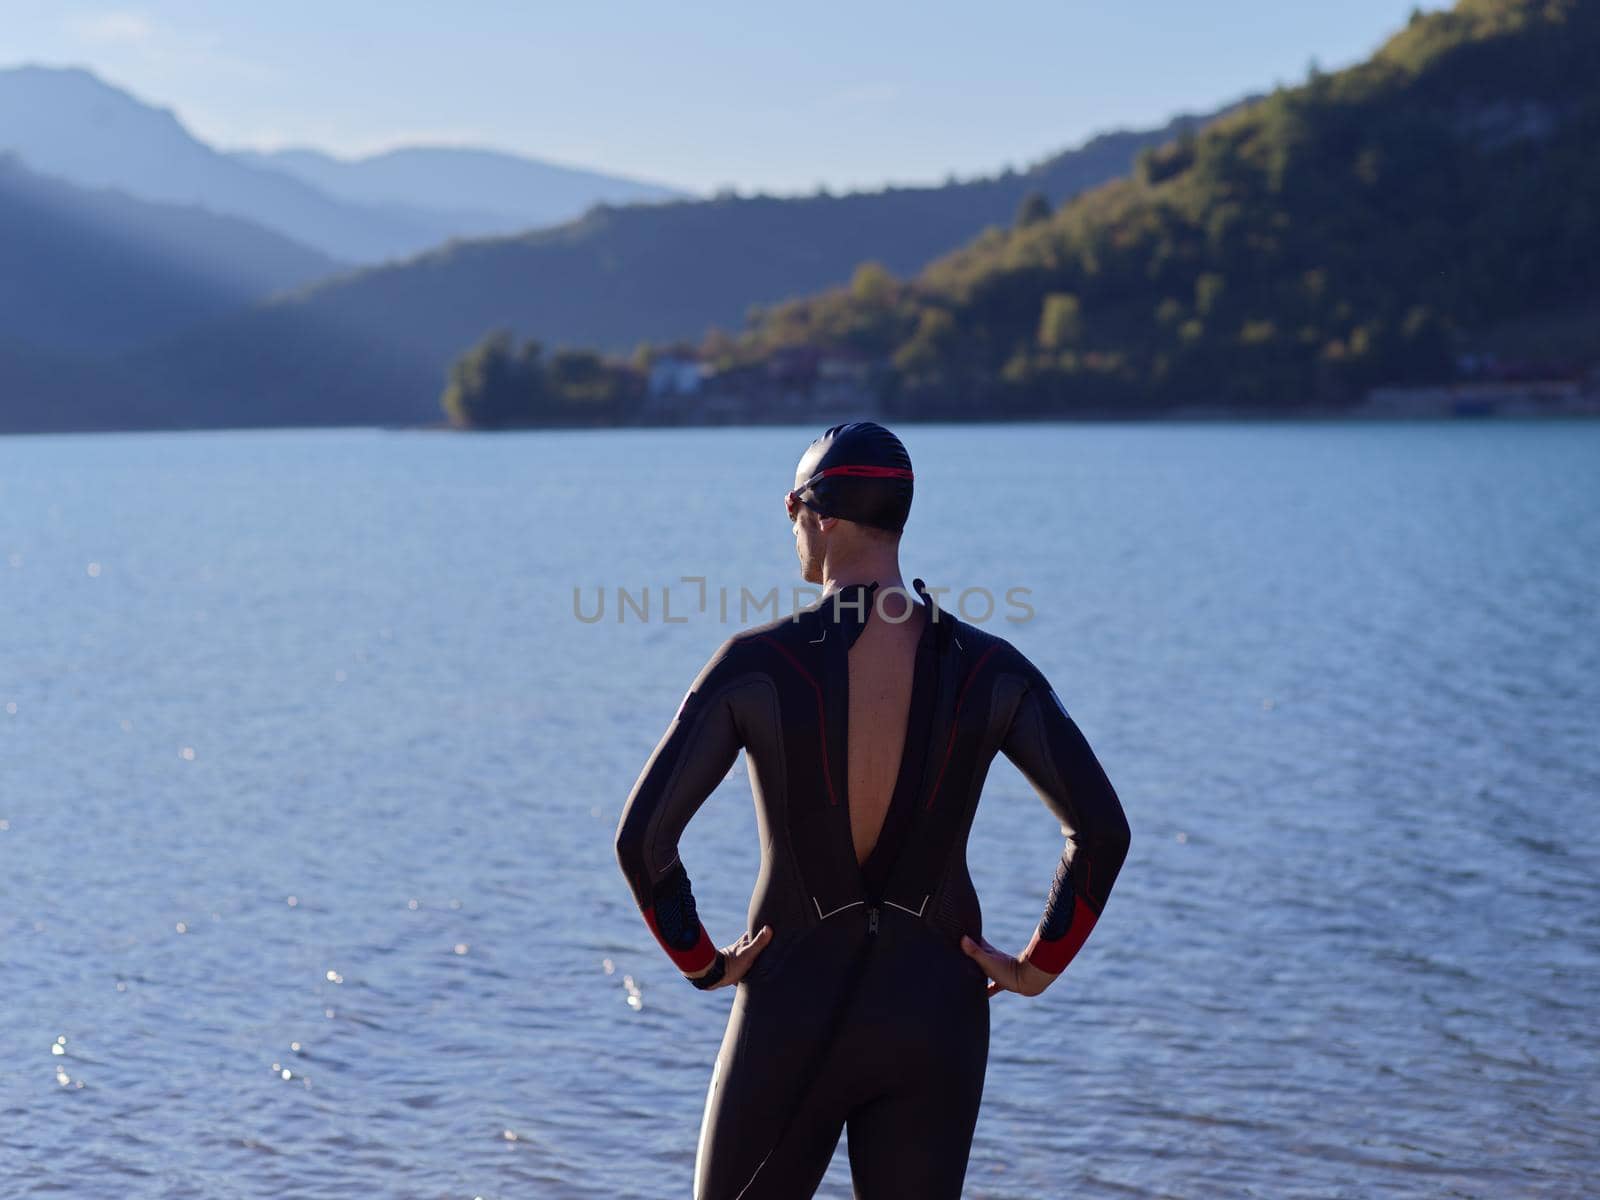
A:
[[690, 925, 773, 990], [960, 933, 1056, 998]]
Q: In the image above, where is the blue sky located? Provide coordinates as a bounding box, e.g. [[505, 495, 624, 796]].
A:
[[9, 1, 1445, 194]]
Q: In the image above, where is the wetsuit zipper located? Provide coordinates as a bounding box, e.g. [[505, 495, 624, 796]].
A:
[[867, 904, 880, 935]]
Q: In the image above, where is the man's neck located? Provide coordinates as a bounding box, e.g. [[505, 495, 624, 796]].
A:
[[821, 558, 907, 600]]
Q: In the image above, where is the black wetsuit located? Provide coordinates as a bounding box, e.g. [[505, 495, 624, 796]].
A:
[[615, 579, 1131, 1199]]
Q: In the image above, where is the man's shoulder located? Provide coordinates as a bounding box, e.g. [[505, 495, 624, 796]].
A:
[[926, 601, 1016, 662], [693, 604, 821, 678], [931, 609, 1045, 690]]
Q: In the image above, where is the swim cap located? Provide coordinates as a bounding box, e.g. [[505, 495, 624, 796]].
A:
[[792, 421, 914, 533]]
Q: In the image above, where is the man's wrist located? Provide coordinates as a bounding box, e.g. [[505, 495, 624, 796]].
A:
[[1020, 928, 1071, 977], [642, 908, 719, 975], [1022, 903, 1099, 976], [687, 950, 727, 990]]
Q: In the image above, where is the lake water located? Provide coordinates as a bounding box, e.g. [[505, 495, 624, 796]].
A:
[[1, 421, 1596, 1198]]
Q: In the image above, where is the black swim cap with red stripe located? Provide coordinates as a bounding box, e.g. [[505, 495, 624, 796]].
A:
[[792, 421, 914, 533]]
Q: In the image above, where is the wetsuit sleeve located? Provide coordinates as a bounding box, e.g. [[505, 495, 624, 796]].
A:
[[997, 650, 1131, 977], [614, 637, 747, 981]]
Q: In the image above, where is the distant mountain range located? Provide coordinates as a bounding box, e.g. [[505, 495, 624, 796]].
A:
[[0, 153, 337, 352], [0, 62, 1245, 432], [120, 106, 1243, 430], [233, 144, 686, 246], [0, 65, 688, 264]]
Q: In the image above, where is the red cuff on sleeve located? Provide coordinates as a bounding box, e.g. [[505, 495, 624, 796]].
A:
[[1021, 901, 1099, 976], [643, 908, 718, 975]]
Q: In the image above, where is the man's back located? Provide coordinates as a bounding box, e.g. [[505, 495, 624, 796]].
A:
[[615, 577, 1129, 968], [845, 587, 926, 866]]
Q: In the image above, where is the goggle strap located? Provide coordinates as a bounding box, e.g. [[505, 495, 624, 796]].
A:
[[797, 465, 914, 493]]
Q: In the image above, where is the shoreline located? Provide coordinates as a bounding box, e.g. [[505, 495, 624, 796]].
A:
[[3, 403, 1599, 440]]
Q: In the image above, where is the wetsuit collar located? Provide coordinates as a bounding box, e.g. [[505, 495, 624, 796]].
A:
[[822, 578, 945, 652], [823, 580, 879, 650]]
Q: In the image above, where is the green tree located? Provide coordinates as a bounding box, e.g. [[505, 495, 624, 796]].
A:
[[849, 261, 897, 306], [1015, 190, 1053, 228], [442, 329, 540, 429], [1037, 293, 1083, 350], [1194, 273, 1227, 317]]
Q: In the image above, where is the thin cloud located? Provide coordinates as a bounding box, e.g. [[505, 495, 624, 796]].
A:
[[61, 9, 277, 83], [65, 10, 153, 44]]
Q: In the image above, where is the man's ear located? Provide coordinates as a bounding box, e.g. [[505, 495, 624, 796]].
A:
[[817, 515, 839, 533]]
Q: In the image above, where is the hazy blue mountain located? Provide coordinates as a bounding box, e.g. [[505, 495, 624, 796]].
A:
[[0, 65, 485, 262], [234, 145, 687, 240], [0, 337, 167, 433], [0, 153, 339, 354], [124, 103, 1244, 429]]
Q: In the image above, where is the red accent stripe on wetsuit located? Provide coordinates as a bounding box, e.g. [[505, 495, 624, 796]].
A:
[[1021, 898, 1099, 975], [758, 634, 838, 805], [643, 907, 718, 974], [924, 643, 1000, 810]]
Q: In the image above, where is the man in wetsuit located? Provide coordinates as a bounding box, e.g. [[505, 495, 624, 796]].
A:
[[614, 421, 1131, 1199]]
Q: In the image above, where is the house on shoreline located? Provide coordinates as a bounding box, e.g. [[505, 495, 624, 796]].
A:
[[641, 346, 886, 425], [1360, 356, 1600, 418]]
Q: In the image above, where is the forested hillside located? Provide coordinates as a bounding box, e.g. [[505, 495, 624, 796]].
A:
[[719, 0, 1599, 417]]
